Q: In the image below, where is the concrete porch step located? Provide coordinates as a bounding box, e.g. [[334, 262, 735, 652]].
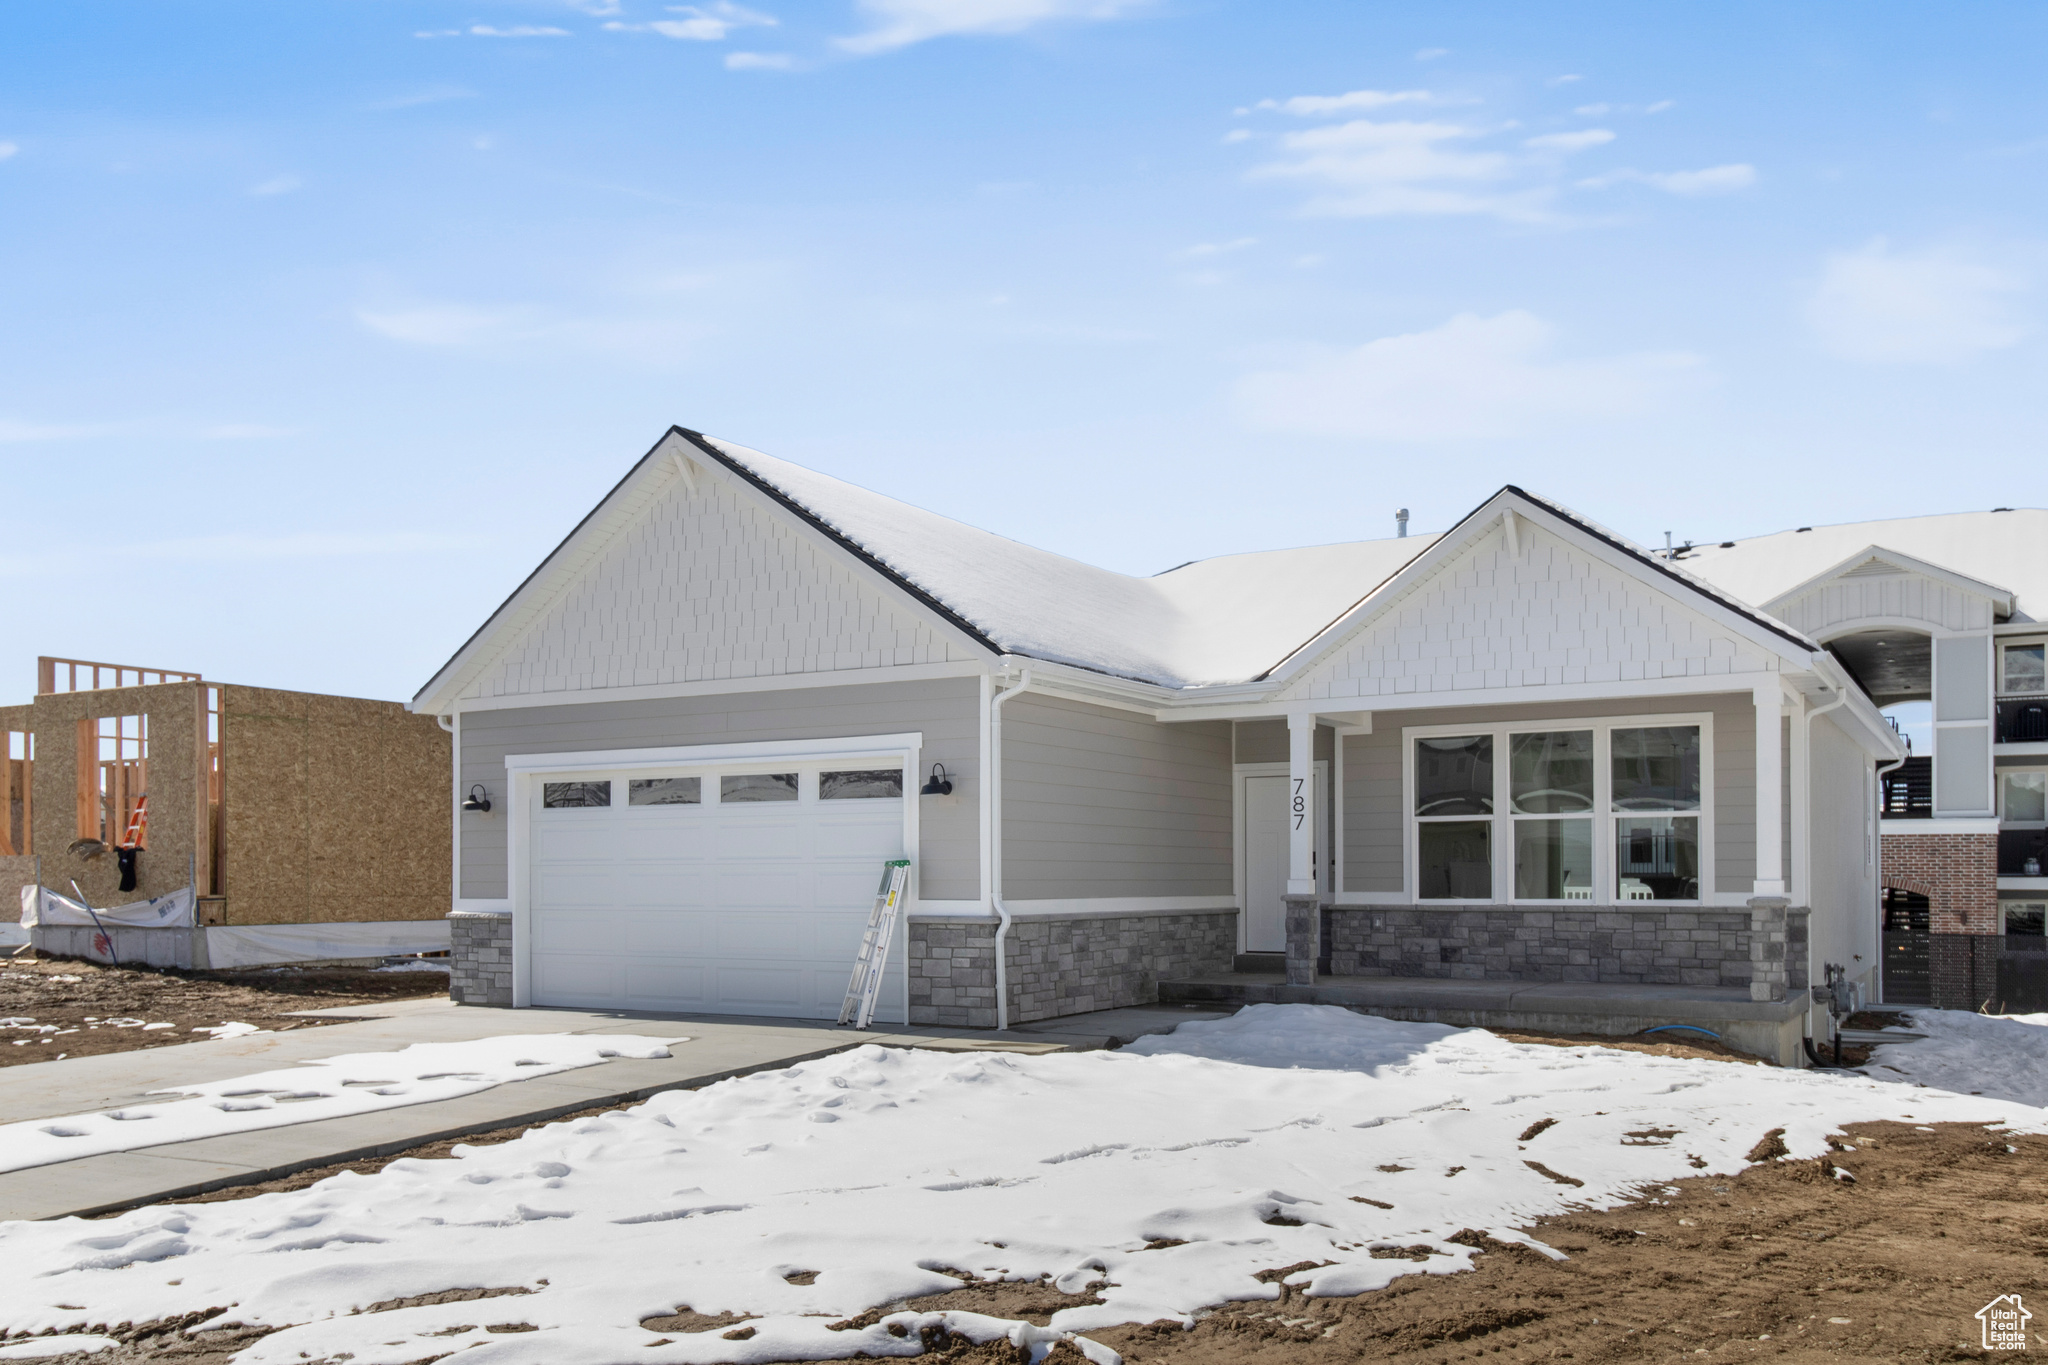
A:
[[1232, 952, 1285, 973]]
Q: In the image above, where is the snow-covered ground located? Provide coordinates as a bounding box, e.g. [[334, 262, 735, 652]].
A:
[[3, 1004, 2039, 1365], [0, 1034, 682, 1174], [1859, 1009, 2048, 1107]]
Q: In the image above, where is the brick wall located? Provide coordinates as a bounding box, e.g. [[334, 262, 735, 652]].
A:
[[907, 911, 1237, 1028], [1882, 831, 1998, 1010], [449, 912, 512, 1006], [1326, 907, 1754, 987]]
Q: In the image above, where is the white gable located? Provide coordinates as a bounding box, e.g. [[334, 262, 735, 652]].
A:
[[1766, 554, 2002, 638], [459, 468, 981, 702], [1277, 517, 1785, 703]]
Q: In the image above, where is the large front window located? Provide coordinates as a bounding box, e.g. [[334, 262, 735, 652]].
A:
[[1412, 718, 1708, 903]]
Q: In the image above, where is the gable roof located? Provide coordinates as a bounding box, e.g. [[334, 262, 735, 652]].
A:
[[1754, 543, 2016, 618], [1676, 509, 2047, 624], [416, 426, 1834, 712], [687, 431, 1441, 689]]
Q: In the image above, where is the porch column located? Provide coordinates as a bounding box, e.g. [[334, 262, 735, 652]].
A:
[[1753, 680, 1785, 898], [1284, 712, 1318, 987]]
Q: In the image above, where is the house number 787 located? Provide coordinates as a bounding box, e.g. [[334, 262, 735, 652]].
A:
[[1292, 778, 1306, 829]]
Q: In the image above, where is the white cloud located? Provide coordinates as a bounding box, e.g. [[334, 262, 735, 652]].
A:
[[1572, 103, 1610, 117], [1234, 311, 1704, 441], [355, 300, 711, 358], [1254, 89, 1434, 117], [1548, 73, 1582, 85], [1177, 237, 1255, 258], [201, 424, 296, 439], [1524, 129, 1613, 152], [1414, 47, 1448, 61], [726, 50, 795, 68], [1644, 100, 1674, 113], [0, 143, 16, 161], [836, 0, 1146, 56], [248, 175, 301, 196], [1579, 163, 1755, 195], [369, 86, 477, 110], [1221, 128, 1251, 144], [0, 419, 110, 442], [1804, 239, 2029, 365], [1251, 119, 1547, 221], [419, 24, 572, 37], [357, 304, 533, 346], [609, 3, 777, 40]]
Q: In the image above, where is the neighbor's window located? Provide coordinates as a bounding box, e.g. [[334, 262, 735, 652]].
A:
[[2002, 771, 2048, 826], [2005, 644, 2047, 694], [2007, 902, 2046, 937], [1415, 735, 1493, 898], [1510, 730, 1594, 899], [722, 772, 798, 803], [542, 780, 610, 808], [628, 777, 701, 806], [820, 769, 903, 799], [1611, 727, 1701, 902]]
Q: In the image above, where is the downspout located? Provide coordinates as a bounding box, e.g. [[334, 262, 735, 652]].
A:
[[1798, 669, 1858, 1061], [988, 664, 1032, 1032]]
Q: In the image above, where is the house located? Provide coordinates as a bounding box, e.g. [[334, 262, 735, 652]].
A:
[[1673, 511, 2048, 1013], [3, 657, 451, 968], [412, 427, 1932, 1064]]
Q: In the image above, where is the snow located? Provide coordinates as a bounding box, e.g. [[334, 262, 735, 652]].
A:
[[1859, 1009, 2048, 1107], [0, 1034, 683, 1175], [192, 1021, 263, 1040], [2, 1004, 2036, 1365], [1676, 508, 2048, 619], [705, 437, 1436, 688]]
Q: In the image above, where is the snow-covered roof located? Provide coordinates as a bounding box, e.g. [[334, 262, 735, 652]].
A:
[[699, 435, 1439, 688], [1676, 509, 2048, 624]]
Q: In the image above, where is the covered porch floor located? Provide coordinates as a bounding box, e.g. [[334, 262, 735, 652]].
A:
[[1159, 973, 1811, 1065]]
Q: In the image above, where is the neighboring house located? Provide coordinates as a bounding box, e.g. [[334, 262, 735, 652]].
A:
[[414, 427, 1922, 1064], [1675, 511, 2048, 1013], [3, 656, 451, 967]]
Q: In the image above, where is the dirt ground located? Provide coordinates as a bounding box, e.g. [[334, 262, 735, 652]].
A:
[[12, 1024, 2043, 1363], [0, 954, 448, 1066]]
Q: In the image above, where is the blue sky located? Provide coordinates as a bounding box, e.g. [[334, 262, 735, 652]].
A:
[[4, 1, 2045, 703]]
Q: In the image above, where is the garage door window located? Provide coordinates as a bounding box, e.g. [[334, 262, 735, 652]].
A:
[[821, 769, 903, 799], [543, 780, 610, 808], [628, 777, 701, 806], [722, 772, 798, 802]]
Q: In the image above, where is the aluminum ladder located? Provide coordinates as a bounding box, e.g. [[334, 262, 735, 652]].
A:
[[837, 859, 911, 1030]]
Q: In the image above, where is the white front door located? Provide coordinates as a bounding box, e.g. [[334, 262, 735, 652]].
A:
[[1241, 765, 1327, 954], [527, 762, 908, 1020], [1244, 775, 1290, 951]]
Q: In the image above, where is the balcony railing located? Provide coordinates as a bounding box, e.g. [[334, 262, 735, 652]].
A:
[[1997, 696, 2048, 744], [1880, 756, 1932, 818]]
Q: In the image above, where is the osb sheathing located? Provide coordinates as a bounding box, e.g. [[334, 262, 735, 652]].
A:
[[24, 682, 205, 909], [1, 704, 28, 905], [219, 685, 449, 924]]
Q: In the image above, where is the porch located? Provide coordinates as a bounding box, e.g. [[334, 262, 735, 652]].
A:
[[1158, 972, 1810, 1065]]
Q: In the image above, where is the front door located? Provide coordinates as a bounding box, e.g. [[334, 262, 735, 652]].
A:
[[1242, 766, 1326, 954]]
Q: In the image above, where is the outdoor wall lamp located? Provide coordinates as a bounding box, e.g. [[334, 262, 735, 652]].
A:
[[461, 784, 493, 814], [918, 763, 953, 796]]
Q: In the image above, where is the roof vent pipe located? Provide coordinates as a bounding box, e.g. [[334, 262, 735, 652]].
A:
[[1395, 508, 1409, 538]]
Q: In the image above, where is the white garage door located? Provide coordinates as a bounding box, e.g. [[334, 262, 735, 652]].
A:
[[527, 760, 908, 1020]]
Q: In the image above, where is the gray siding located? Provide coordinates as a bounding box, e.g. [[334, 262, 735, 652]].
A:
[[1807, 712, 1877, 982], [1342, 691, 1760, 896], [1232, 719, 1333, 765], [1004, 694, 1232, 900], [458, 677, 981, 900]]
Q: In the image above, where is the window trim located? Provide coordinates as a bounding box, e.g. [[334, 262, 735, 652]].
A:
[[1402, 711, 1716, 906], [1999, 768, 2048, 830], [2001, 640, 2048, 697]]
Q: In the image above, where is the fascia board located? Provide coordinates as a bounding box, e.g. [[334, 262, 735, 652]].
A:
[[410, 430, 690, 714], [1763, 542, 2016, 616], [1255, 489, 1819, 697], [675, 429, 1002, 661], [1807, 652, 1908, 759], [412, 426, 997, 716]]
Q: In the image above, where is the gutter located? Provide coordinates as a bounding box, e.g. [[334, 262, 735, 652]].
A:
[[987, 664, 1033, 1031]]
